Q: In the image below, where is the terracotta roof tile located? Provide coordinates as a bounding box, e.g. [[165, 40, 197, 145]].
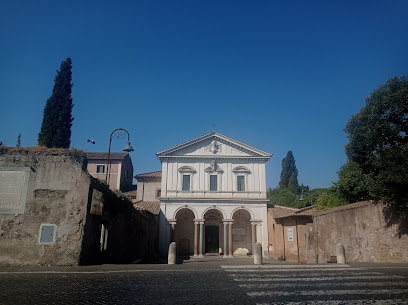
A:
[[269, 205, 299, 219], [294, 206, 315, 216], [135, 171, 162, 178], [133, 201, 161, 215]]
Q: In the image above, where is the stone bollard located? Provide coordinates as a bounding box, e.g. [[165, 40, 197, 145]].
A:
[[168, 242, 177, 265], [336, 243, 346, 264], [253, 242, 263, 265]]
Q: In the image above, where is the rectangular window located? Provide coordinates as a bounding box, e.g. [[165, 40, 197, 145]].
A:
[[237, 175, 245, 191], [156, 189, 161, 198], [210, 175, 218, 191], [96, 165, 105, 173], [39, 224, 57, 244], [182, 175, 190, 191]]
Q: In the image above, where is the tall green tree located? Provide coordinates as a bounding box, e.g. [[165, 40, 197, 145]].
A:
[[344, 75, 408, 210], [38, 58, 74, 148], [279, 151, 299, 191], [16, 133, 21, 147]]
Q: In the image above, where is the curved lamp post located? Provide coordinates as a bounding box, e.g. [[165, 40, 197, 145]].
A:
[[299, 188, 308, 201], [105, 128, 134, 186]]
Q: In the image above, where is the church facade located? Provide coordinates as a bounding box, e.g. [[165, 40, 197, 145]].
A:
[[156, 131, 271, 257]]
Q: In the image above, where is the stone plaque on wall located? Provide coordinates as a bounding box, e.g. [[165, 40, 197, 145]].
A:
[[287, 227, 294, 241], [90, 189, 104, 215], [233, 235, 244, 241], [232, 227, 246, 235], [0, 167, 30, 214]]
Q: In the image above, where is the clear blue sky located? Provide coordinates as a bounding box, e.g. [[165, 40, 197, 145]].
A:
[[1, 0, 407, 189]]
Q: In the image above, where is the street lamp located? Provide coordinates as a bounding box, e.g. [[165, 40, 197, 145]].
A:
[[105, 128, 134, 186], [299, 188, 308, 201]]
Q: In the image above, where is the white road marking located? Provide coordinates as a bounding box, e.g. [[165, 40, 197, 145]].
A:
[[228, 272, 384, 278], [247, 288, 408, 297], [221, 265, 352, 269], [224, 267, 366, 272], [255, 300, 408, 305], [232, 275, 405, 282], [240, 281, 408, 289]]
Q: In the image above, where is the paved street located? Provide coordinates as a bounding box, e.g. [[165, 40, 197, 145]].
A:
[[0, 257, 408, 304]]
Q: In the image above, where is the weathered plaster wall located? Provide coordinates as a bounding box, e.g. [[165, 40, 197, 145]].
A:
[[0, 148, 90, 265], [0, 148, 158, 266], [311, 202, 408, 263]]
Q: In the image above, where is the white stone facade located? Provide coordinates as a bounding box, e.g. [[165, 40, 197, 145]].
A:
[[157, 131, 271, 257]]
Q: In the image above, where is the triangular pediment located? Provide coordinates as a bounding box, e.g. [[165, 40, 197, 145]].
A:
[[156, 132, 272, 159]]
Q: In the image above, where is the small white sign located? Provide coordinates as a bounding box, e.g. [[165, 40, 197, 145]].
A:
[[287, 228, 294, 241]]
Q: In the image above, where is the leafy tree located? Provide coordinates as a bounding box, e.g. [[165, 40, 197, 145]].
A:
[[16, 133, 21, 147], [333, 161, 372, 203], [268, 186, 327, 208], [267, 187, 298, 207], [315, 190, 347, 211], [279, 151, 299, 191], [38, 58, 74, 148], [344, 76, 408, 211]]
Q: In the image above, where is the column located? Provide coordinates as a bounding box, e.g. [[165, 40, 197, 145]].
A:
[[169, 221, 177, 242], [228, 222, 233, 257], [199, 222, 204, 257], [194, 222, 198, 257], [223, 222, 228, 258], [251, 223, 257, 255]]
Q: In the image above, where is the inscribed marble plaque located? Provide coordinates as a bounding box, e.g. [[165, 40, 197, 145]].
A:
[[232, 227, 245, 235], [90, 189, 104, 215], [0, 167, 30, 214], [233, 234, 244, 241], [287, 228, 294, 241]]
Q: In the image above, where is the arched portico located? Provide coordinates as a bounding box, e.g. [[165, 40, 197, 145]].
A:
[[231, 209, 253, 255], [174, 208, 195, 256], [203, 209, 223, 254]]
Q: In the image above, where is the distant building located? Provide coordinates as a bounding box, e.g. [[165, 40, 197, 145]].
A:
[[133, 171, 162, 216], [87, 152, 134, 191], [135, 171, 162, 202]]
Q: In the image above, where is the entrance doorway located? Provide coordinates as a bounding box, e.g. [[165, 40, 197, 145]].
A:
[[205, 226, 219, 253]]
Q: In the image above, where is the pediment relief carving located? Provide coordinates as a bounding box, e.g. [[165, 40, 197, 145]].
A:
[[206, 139, 222, 154], [205, 160, 224, 173], [232, 166, 251, 174], [178, 166, 197, 173]]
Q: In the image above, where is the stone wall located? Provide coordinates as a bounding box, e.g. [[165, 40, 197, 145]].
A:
[[0, 147, 157, 265], [311, 201, 408, 263]]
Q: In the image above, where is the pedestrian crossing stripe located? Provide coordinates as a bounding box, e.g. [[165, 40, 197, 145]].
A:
[[221, 265, 352, 269], [248, 288, 408, 297], [231, 275, 405, 281], [223, 267, 366, 272], [255, 300, 408, 305], [239, 281, 408, 289]]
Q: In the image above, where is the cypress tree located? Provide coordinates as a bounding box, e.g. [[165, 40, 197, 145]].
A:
[[38, 58, 74, 148], [16, 133, 21, 147], [279, 150, 299, 191]]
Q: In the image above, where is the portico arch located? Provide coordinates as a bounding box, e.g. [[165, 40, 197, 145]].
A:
[[201, 206, 226, 219], [174, 208, 195, 256], [230, 206, 254, 220], [203, 209, 224, 254], [231, 209, 253, 255], [173, 206, 198, 220]]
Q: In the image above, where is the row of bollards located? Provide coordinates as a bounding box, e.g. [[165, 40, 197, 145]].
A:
[[168, 242, 345, 265]]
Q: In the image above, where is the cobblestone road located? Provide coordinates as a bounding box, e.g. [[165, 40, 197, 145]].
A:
[[0, 257, 408, 304]]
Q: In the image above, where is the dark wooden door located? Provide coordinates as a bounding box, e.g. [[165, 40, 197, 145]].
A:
[[205, 226, 219, 253]]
